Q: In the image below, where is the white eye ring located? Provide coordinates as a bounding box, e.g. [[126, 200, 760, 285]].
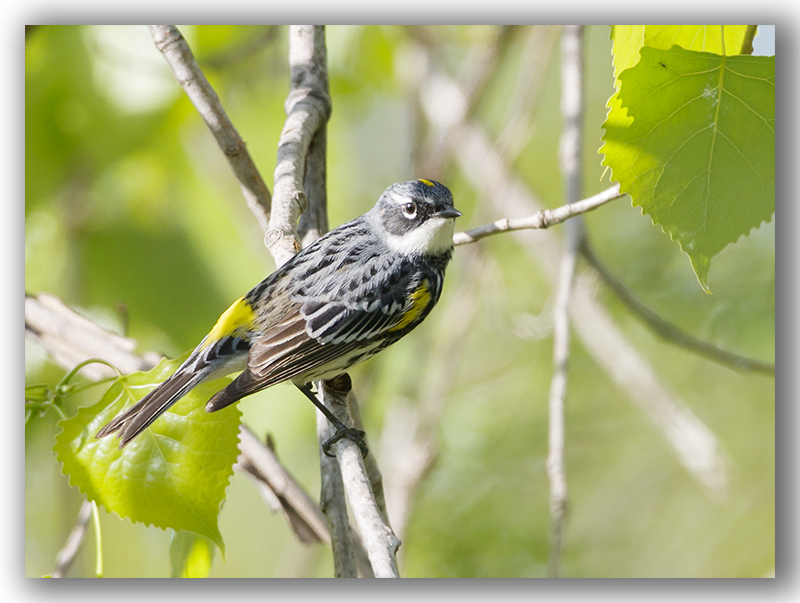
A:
[[401, 201, 417, 219]]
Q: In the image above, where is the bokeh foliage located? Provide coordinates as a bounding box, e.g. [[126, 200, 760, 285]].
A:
[[25, 25, 774, 578]]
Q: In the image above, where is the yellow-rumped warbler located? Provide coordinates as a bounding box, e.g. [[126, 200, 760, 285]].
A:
[[97, 179, 461, 455]]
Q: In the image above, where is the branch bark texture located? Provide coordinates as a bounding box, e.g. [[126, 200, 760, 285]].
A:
[[267, 25, 333, 268]]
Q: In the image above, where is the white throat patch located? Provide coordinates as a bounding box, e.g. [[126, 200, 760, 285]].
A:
[[384, 216, 456, 256]]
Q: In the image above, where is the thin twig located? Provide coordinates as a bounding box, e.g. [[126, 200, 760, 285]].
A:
[[546, 25, 584, 578], [52, 500, 94, 578], [581, 243, 775, 376], [237, 427, 330, 545], [453, 184, 622, 246], [148, 25, 272, 234]]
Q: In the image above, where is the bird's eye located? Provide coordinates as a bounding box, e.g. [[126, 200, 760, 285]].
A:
[[402, 201, 417, 219]]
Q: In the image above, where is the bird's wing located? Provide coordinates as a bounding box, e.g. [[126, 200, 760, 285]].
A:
[[245, 254, 431, 385]]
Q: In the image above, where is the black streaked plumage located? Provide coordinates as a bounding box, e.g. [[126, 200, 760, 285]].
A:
[[96, 179, 460, 449]]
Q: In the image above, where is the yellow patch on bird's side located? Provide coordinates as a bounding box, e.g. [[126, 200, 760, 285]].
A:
[[202, 296, 256, 348], [389, 280, 431, 332], [417, 178, 435, 187]]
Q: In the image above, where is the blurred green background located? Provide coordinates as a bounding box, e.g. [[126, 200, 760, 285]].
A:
[[25, 25, 774, 578]]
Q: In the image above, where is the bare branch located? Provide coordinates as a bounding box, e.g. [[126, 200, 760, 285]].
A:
[[266, 26, 389, 578], [237, 427, 329, 545], [25, 293, 160, 380], [238, 427, 374, 576], [453, 184, 622, 246], [148, 25, 272, 234], [265, 25, 366, 576], [546, 24, 584, 578], [317, 416, 358, 577], [581, 243, 775, 376], [267, 25, 332, 268], [321, 378, 401, 578], [52, 500, 93, 578]]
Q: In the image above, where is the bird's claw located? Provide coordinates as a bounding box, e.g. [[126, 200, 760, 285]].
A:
[[322, 428, 369, 458]]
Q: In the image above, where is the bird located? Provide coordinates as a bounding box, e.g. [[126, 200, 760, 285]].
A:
[[96, 179, 461, 456]]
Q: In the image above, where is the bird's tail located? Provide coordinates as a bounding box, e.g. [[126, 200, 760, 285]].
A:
[[96, 367, 202, 448]]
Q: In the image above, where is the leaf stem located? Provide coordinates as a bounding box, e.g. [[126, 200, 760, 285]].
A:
[[92, 502, 104, 578]]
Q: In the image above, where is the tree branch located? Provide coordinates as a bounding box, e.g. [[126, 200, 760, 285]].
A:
[[277, 24, 355, 576], [236, 427, 329, 545], [546, 24, 585, 579], [580, 242, 775, 376], [453, 184, 622, 246], [264, 25, 391, 578], [321, 377, 401, 578], [51, 500, 94, 578], [267, 25, 332, 268], [148, 25, 272, 234]]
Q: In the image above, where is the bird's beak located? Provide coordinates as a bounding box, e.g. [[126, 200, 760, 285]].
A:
[[434, 207, 463, 219]]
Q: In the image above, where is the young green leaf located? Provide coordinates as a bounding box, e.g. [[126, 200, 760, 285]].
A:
[[601, 45, 774, 291], [54, 355, 242, 553]]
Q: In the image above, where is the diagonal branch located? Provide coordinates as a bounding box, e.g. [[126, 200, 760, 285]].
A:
[[450, 189, 773, 377], [321, 377, 401, 578], [581, 242, 775, 376], [148, 25, 272, 234]]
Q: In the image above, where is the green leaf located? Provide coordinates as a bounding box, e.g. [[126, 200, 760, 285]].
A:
[[54, 355, 242, 553], [170, 530, 216, 578], [610, 25, 646, 82], [643, 25, 753, 56], [600, 45, 774, 291], [610, 25, 754, 85]]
